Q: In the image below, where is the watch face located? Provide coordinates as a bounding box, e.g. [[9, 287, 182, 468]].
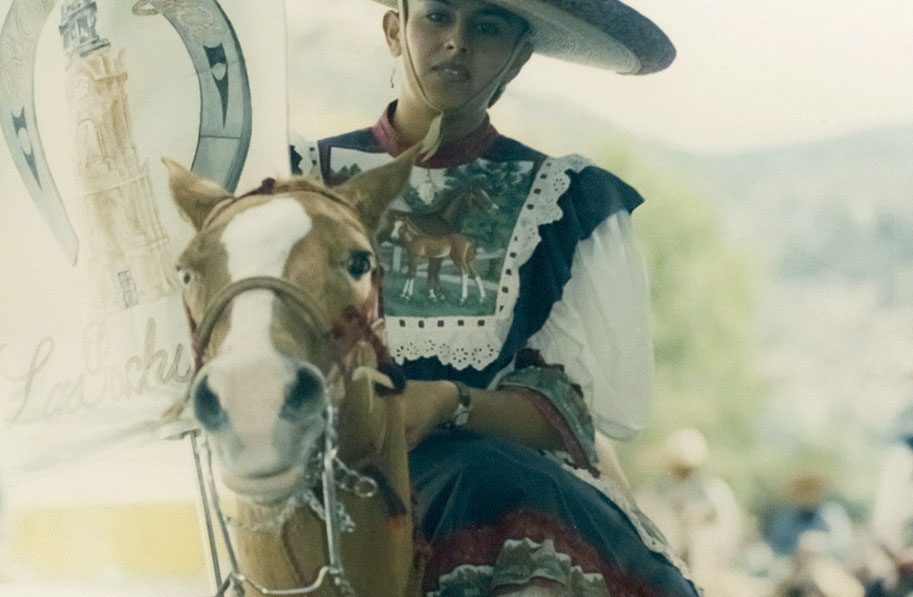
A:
[[454, 410, 471, 427], [451, 382, 472, 427]]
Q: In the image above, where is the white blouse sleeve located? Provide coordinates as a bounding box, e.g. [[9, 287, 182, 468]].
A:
[[526, 210, 654, 441]]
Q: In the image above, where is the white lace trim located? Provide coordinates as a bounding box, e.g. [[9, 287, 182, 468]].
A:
[[289, 133, 320, 178], [307, 138, 594, 371], [305, 140, 320, 178], [387, 154, 593, 370], [561, 461, 704, 595], [430, 537, 608, 596], [429, 564, 495, 597]]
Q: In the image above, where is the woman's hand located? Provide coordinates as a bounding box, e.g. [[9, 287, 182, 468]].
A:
[[397, 380, 458, 449], [395, 379, 565, 453]]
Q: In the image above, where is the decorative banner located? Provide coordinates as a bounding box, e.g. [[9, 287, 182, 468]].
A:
[[0, 0, 78, 261], [0, 0, 288, 483]]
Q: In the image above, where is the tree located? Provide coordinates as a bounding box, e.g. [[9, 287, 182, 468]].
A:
[[601, 148, 767, 501]]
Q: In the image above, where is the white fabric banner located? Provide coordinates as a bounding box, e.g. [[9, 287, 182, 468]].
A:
[[0, 0, 289, 481]]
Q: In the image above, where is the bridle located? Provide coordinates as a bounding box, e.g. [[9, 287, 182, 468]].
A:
[[182, 186, 405, 597]]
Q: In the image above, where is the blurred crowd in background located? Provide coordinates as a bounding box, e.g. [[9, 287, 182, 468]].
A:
[[0, 405, 909, 597], [636, 403, 913, 597]]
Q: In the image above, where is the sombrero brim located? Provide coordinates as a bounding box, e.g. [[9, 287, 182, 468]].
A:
[[370, 0, 675, 75]]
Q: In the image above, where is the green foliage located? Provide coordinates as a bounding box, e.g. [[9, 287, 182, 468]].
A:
[[600, 149, 767, 499]]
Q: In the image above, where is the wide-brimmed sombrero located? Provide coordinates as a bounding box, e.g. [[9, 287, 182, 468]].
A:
[[372, 0, 675, 75]]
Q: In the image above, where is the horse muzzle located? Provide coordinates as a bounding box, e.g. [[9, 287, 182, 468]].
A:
[[218, 457, 318, 504], [191, 357, 331, 503]]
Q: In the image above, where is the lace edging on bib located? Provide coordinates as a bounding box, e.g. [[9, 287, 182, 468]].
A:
[[386, 155, 593, 370]]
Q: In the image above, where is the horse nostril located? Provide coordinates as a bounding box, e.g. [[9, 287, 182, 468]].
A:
[[280, 367, 325, 421], [193, 376, 227, 430]]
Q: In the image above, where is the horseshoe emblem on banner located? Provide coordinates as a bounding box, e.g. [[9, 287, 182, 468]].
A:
[[131, 0, 252, 193], [0, 0, 78, 262], [0, 0, 253, 264]]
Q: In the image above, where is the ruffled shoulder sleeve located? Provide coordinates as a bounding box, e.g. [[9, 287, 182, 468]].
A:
[[523, 165, 653, 441], [496, 162, 653, 446]]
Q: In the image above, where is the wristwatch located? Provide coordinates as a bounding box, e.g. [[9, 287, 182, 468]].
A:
[[446, 381, 473, 428]]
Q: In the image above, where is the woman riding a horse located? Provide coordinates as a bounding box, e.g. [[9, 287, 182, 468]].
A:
[[285, 0, 700, 594]]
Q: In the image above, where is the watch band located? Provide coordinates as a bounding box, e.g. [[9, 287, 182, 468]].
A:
[[446, 381, 473, 428]]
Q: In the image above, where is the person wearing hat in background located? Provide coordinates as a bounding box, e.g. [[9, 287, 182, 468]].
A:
[[768, 472, 853, 564], [291, 0, 699, 594], [636, 427, 744, 595], [872, 403, 913, 559], [774, 531, 865, 597], [870, 402, 913, 596]]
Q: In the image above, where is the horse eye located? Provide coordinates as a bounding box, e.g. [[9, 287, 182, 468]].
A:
[[347, 251, 373, 279], [177, 267, 196, 288]]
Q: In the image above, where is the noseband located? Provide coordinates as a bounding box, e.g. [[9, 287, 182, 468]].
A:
[[191, 275, 330, 365], [183, 184, 405, 597]]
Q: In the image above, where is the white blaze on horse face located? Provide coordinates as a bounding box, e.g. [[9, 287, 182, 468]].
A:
[[390, 219, 403, 240], [208, 197, 313, 474]]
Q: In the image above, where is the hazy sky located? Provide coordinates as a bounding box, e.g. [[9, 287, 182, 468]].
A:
[[290, 0, 913, 153], [530, 0, 913, 152]]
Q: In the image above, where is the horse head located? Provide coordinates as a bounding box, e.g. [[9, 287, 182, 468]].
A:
[[464, 187, 498, 212], [389, 216, 417, 243], [166, 146, 419, 505]]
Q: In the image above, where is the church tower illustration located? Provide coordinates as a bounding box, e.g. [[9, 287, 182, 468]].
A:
[[60, 0, 177, 312]]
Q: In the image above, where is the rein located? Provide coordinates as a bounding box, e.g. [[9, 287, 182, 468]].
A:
[[183, 184, 407, 597]]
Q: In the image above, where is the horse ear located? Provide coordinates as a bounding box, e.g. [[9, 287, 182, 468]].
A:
[[333, 144, 421, 231], [334, 115, 442, 231], [162, 158, 232, 231]]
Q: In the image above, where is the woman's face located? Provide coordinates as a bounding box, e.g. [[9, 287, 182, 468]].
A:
[[391, 0, 530, 111]]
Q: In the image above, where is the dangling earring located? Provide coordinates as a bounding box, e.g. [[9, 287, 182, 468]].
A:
[[390, 60, 397, 89]]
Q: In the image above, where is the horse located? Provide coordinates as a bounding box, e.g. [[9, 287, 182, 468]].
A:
[[389, 216, 486, 305], [377, 186, 498, 243], [429, 186, 498, 231], [378, 188, 497, 300], [164, 142, 425, 597]]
